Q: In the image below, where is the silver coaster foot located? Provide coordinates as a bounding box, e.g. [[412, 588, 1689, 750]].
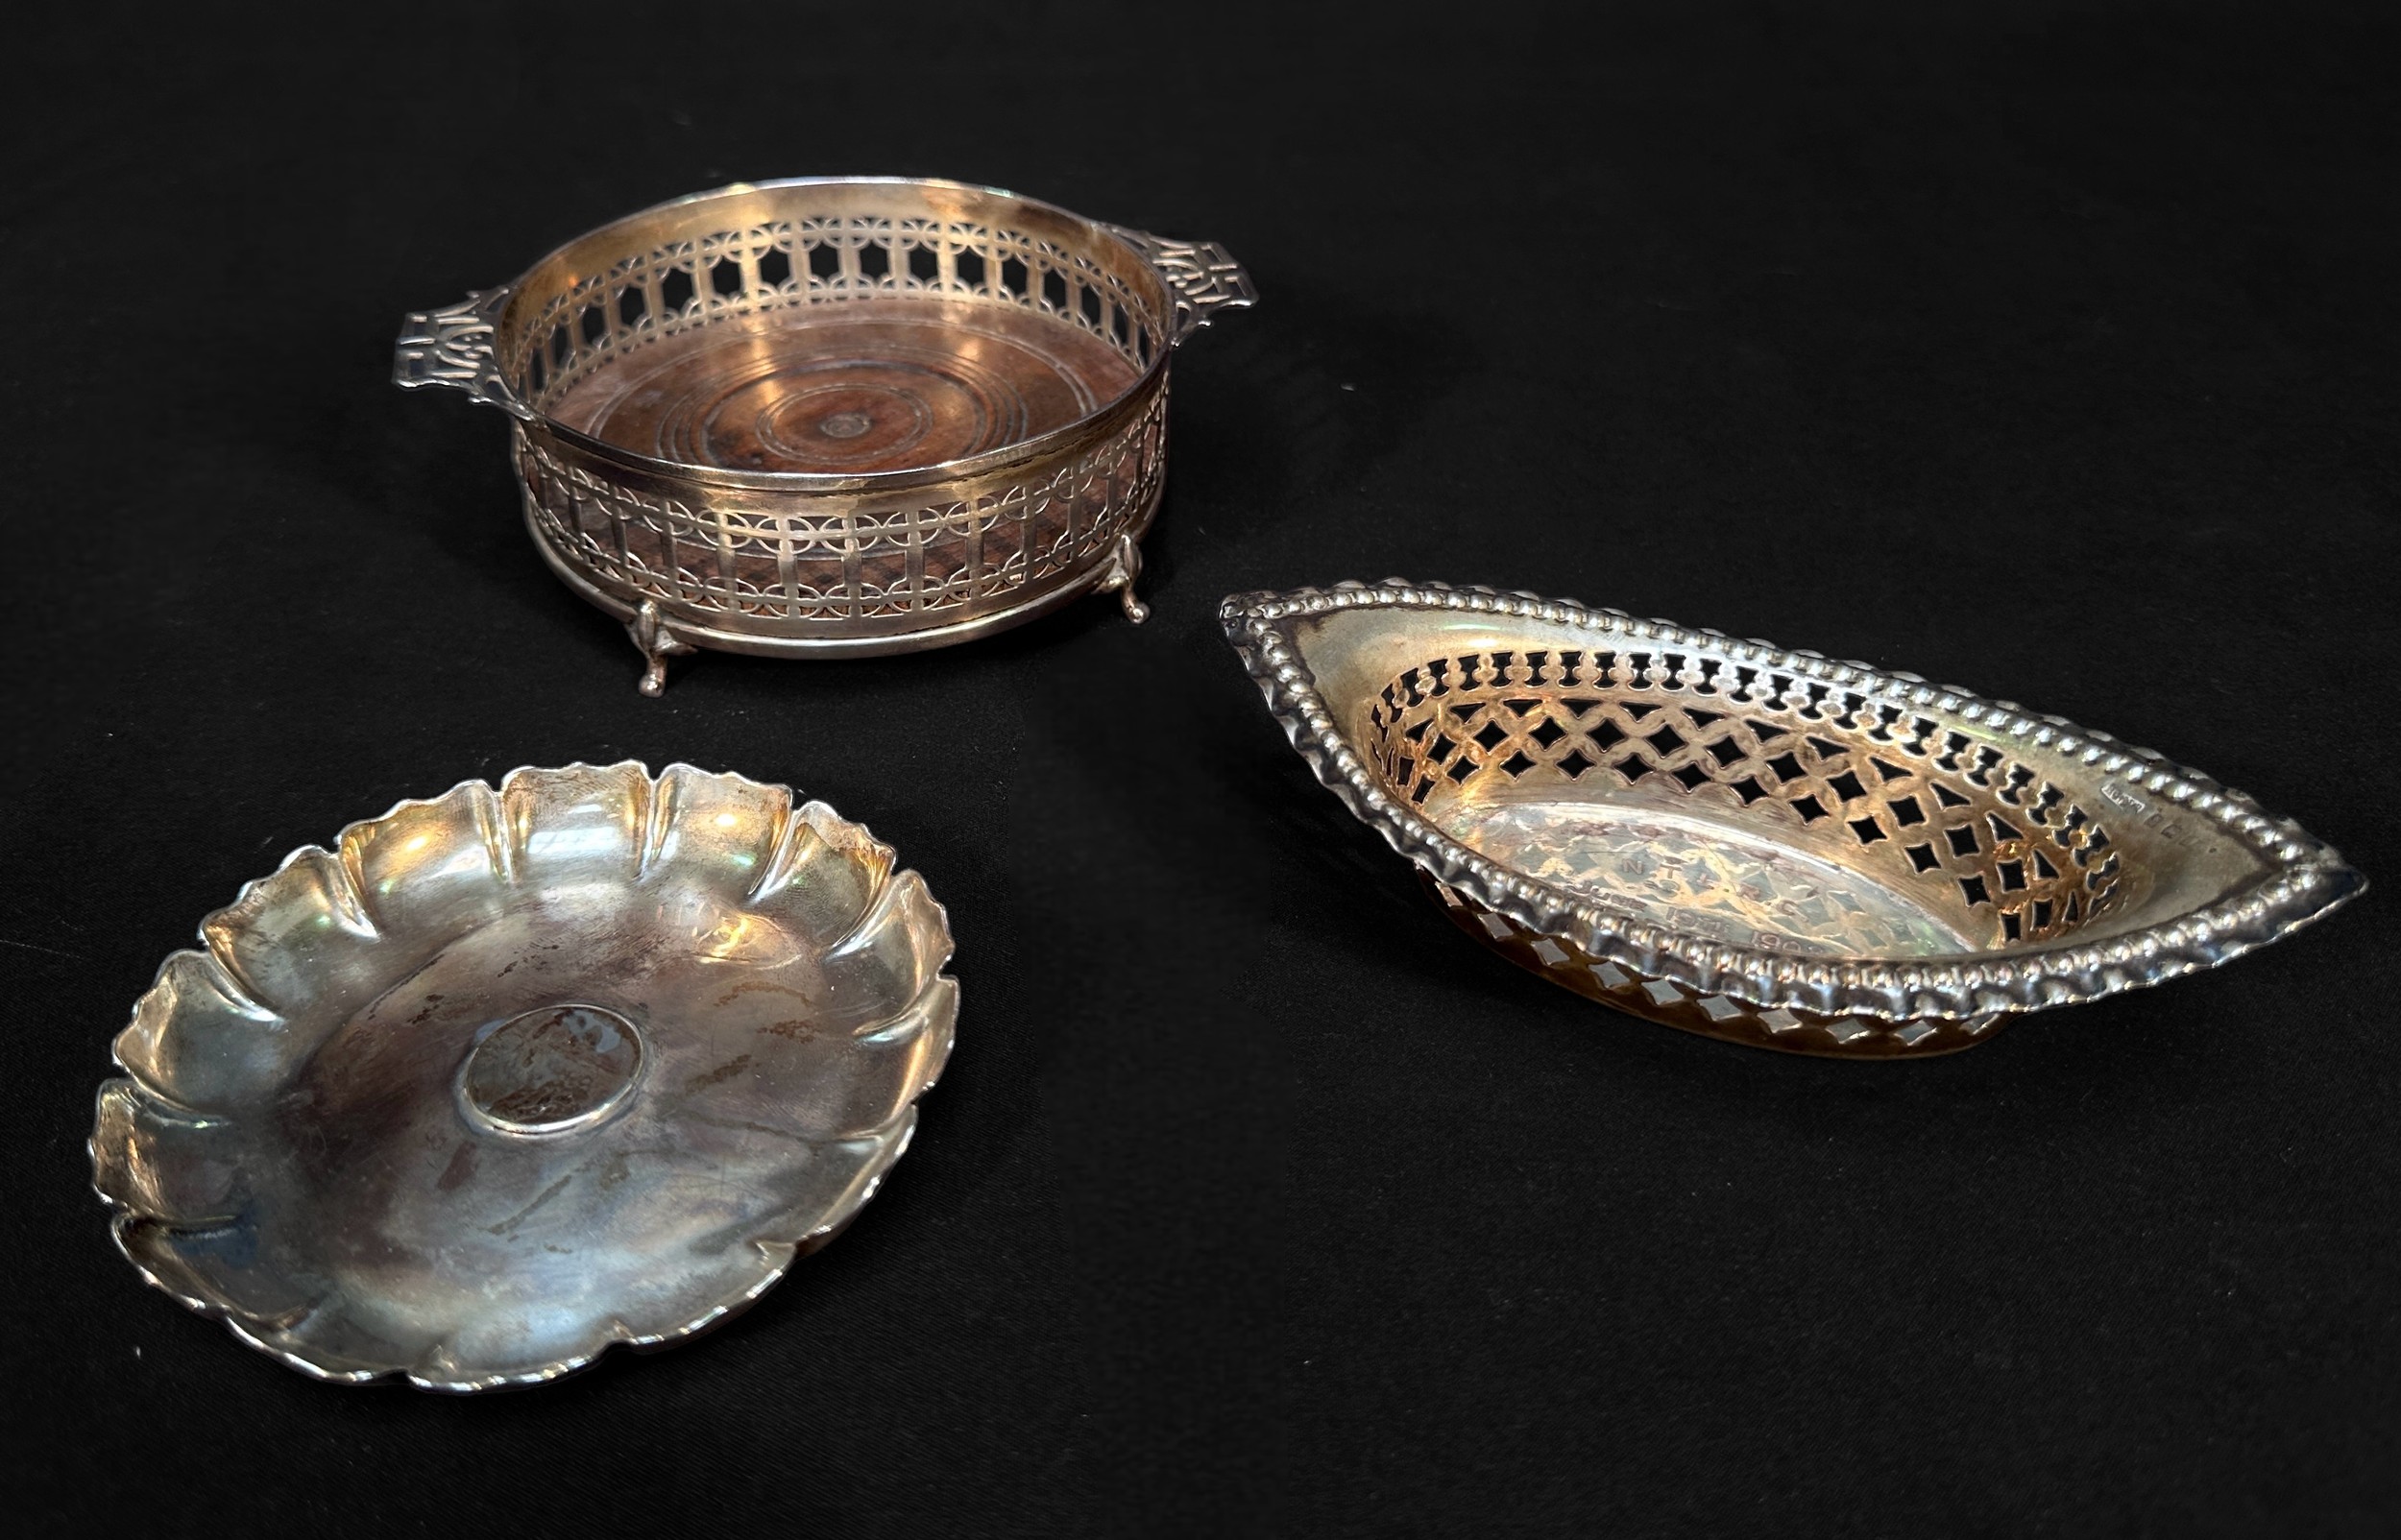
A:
[[1098, 534, 1150, 625], [627, 601, 695, 697]]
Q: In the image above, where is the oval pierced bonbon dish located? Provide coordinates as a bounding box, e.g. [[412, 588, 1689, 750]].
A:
[[89, 763, 956, 1389], [1223, 581, 2362, 1059]]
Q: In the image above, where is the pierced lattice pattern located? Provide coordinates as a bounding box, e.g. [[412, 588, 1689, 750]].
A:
[[517, 384, 1167, 624], [511, 218, 1164, 413], [1364, 646, 2122, 950]]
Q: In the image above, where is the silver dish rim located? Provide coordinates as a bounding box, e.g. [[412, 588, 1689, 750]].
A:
[[440, 174, 1235, 495], [89, 760, 953, 1392], [1223, 579, 2365, 1024]]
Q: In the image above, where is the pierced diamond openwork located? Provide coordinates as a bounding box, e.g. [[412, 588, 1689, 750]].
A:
[[1224, 581, 2362, 1060]]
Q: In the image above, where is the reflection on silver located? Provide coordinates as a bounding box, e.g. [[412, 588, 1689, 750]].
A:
[[89, 763, 957, 1389], [1444, 802, 1978, 960], [1224, 580, 2363, 1059]]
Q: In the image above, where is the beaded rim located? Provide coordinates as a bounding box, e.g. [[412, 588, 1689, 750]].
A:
[[1223, 580, 2364, 1023]]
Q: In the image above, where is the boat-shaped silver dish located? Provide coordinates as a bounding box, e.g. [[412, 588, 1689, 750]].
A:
[[90, 763, 956, 1389], [396, 176, 1253, 693], [1224, 581, 2362, 1059]]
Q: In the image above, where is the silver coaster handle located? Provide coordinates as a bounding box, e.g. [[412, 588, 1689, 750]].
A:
[[1107, 227, 1256, 346], [394, 288, 530, 419]]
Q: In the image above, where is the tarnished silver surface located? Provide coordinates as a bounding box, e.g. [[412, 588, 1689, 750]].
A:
[[90, 763, 957, 1389], [1224, 581, 2363, 1059], [396, 177, 1254, 692]]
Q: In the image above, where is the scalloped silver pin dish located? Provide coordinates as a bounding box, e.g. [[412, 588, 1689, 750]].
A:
[[90, 763, 956, 1389], [1224, 581, 2362, 1059]]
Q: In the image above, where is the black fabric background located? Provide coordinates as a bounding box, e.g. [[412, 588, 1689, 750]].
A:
[[7, 4, 2396, 1534]]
